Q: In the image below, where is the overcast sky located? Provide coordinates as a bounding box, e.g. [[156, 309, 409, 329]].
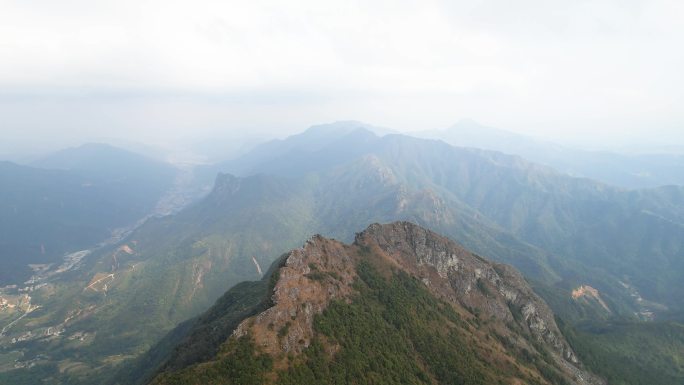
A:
[[1, 0, 683, 155]]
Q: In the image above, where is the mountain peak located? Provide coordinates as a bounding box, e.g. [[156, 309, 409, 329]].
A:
[[356, 222, 581, 362], [304, 120, 396, 137], [231, 233, 357, 356], [451, 117, 486, 128], [31, 141, 172, 176], [150, 222, 602, 385]]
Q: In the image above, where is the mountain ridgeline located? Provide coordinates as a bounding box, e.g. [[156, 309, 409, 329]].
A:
[[0, 144, 176, 285], [1, 123, 683, 385], [131, 222, 602, 385], [209, 124, 684, 316], [417, 119, 684, 189]]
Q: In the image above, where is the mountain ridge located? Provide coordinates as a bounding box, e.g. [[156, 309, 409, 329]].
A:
[[415, 119, 684, 189], [3, 123, 684, 384], [145, 222, 602, 385]]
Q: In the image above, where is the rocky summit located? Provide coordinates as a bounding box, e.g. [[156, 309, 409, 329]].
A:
[[144, 222, 602, 385]]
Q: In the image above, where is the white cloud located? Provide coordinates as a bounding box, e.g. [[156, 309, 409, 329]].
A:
[[0, 0, 682, 148]]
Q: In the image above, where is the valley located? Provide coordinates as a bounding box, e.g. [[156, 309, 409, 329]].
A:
[[0, 155, 204, 380], [5, 4, 684, 383], [0, 124, 682, 385]]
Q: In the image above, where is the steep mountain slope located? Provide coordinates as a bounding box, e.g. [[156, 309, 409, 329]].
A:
[[416, 119, 684, 189], [0, 160, 559, 384], [143, 222, 602, 385], [0, 173, 317, 382], [364, 136, 684, 311], [208, 125, 684, 316], [0, 147, 176, 285], [562, 320, 684, 385], [32, 143, 177, 212], [193, 121, 392, 187], [3, 124, 683, 384]]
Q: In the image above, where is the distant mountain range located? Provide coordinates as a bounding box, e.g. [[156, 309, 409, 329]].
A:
[[0, 144, 176, 285], [1, 123, 683, 384], [415, 119, 684, 189]]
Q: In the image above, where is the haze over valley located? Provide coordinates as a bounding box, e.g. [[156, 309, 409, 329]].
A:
[[2, 1, 684, 384]]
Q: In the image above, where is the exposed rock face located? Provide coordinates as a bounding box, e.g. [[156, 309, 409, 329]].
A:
[[227, 221, 602, 385], [356, 222, 579, 364], [233, 235, 357, 358], [572, 285, 611, 313]]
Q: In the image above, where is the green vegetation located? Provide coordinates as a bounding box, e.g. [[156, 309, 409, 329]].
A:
[[152, 259, 572, 385], [0, 363, 58, 385], [5, 128, 684, 384], [0, 144, 175, 284], [0, 173, 314, 383], [152, 336, 273, 385], [279, 261, 500, 385], [562, 320, 684, 385], [277, 322, 291, 339], [110, 256, 286, 385], [304, 270, 339, 281]]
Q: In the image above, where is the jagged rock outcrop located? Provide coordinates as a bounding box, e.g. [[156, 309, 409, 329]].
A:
[[150, 222, 604, 385], [233, 235, 357, 356], [357, 222, 579, 364]]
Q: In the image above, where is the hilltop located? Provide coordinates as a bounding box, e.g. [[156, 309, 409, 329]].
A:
[[140, 222, 602, 385]]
